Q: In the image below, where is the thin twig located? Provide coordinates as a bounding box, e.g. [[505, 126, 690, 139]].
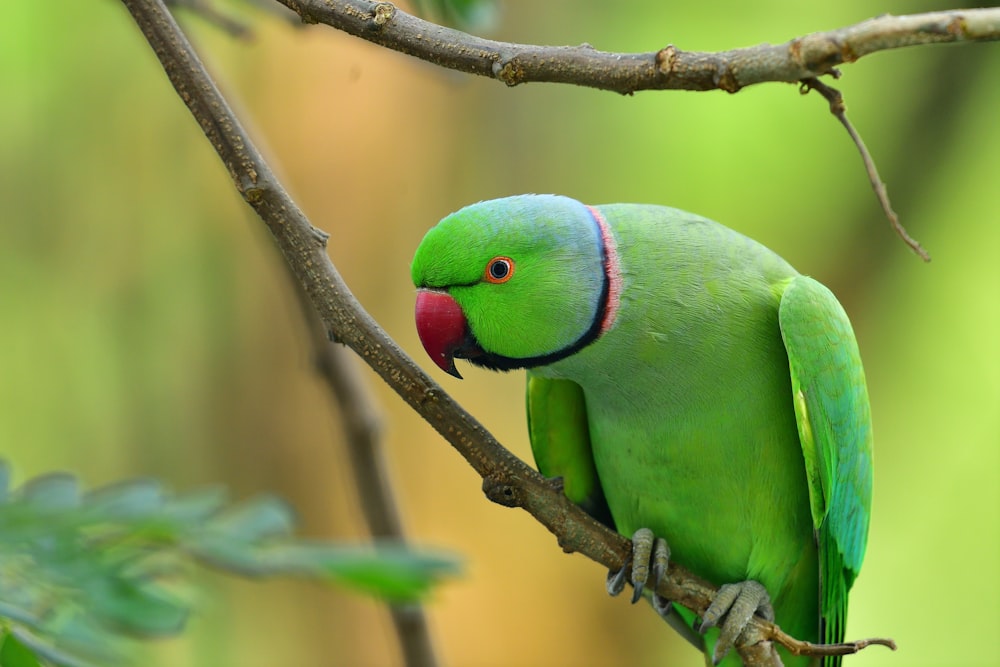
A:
[[273, 1, 1000, 94], [802, 77, 931, 261], [119, 0, 897, 663], [291, 285, 439, 667], [166, 0, 253, 38], [776, 627, 898, 657]]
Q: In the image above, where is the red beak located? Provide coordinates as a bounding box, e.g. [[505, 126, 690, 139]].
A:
[[415, 289, 468, 379]]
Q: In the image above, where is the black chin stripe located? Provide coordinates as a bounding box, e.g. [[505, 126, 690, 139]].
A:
[[464, 207, 612, 372]]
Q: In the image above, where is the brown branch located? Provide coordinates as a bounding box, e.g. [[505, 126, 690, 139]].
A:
[[119, 0, 898, 663], [737, 639, 782, 667], [802, 78, 931, 262], [781, 633, 898, 659], [274, 1, 1000, 94], [266, 1, 998, 259], [291, 285, 439, 667]]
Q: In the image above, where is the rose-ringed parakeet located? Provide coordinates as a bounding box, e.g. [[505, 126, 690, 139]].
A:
[[410, 195, 872, 666]]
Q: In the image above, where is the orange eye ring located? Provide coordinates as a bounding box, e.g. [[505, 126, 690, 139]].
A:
[[484, 256, 515, 284]]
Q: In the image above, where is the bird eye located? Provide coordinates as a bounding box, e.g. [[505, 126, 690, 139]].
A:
[[484, 256, 514, 284]]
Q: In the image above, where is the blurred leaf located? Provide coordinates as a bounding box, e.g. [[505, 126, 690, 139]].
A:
[[17, 474, 80, 511], [411, 0, 497, 32], [203, 496, 294, 543], [0, 463, 10, 503], [81, 479, 166, 521], [157, 487, 228, 524], [6, 628, 95, 667], [83, 576, 188, 637], [0, 462, 460, 666], [308, 544, 461, 601], [0, 632, 42, 667]]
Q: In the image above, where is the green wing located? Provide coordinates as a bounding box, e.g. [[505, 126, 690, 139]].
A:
[[778, 276, 873, 661], [526, 373, 612, 527]]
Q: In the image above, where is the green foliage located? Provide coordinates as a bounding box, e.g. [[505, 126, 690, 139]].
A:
[[0, 633, 43, 667], [411, 0, 497, 31], [0, 462, 458, 667]]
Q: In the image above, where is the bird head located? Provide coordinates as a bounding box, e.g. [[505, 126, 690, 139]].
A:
[[411, 195, 614, 377]]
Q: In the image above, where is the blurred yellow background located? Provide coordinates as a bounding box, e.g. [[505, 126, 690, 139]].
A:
[[1, 0, 997, 665]]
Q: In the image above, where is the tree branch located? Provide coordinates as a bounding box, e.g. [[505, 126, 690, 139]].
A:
[[801, 77, 931, 262], [118, 0, 897, 663], [292, 284, 439, 667], [269, 1, 1000, 260], [273, 1, 999, 94]]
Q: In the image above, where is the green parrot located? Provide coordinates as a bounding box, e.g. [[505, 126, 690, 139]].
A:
[[411, 195, 872, 666]]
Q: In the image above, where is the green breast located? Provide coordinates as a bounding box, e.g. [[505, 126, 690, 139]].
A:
[[536, 205, 820, 654]]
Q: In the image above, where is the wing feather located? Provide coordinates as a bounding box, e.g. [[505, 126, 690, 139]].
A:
[[526, 373, 612, 527], [778, 276, 873, 664]]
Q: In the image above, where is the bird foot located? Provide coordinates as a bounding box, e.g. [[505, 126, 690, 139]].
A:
[[606, 528, 706, 650], [606, 527, 671, 604], [699, 579, 774, 665]]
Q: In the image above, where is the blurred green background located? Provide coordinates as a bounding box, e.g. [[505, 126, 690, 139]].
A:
[[1, 0, 997, 665]]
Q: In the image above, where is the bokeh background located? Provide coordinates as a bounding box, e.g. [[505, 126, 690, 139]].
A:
[[2, 0, 997, 665]]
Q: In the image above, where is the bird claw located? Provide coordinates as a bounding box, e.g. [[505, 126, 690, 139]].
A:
[[605, 562, 629, 597], [651, 592, 674, 617], [699, 580, 774, 665], [607, 528, 707, 653], [606, 528, 670, 604]]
